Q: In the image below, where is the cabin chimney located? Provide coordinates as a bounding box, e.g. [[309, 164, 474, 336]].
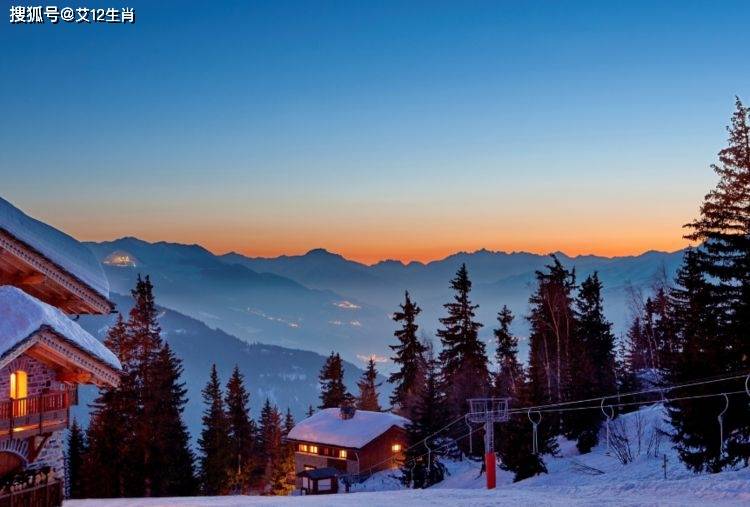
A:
[[339, 405, 356, 420]]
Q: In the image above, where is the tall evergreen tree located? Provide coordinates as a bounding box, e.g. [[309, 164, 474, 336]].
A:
[[149, 343, 196, 496], [257, 399, 285, 494], [275, 409, 296, 496], [389, 291, 427, 418], [683, 98, 750, 467], [67, 419, 87, 499], [566, 273, 616, 453], [81, 279, 196, 497], [526, 256, 576, 408], [402, 344, 446, 488], [225, 365, 258, 493], [666, 248, 726, 472], [493, 306, 523, 398], [437, 264, 490, 428], [357, 358, 382, 411], [198, 365, 231, 495], [127, 275, 167, 497], [84, 314, 133, 498], [318, 352, 352, 409]]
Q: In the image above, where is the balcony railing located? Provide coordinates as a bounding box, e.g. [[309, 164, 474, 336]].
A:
[[0, 480, 63, 507], [0, 389, 77, 439]]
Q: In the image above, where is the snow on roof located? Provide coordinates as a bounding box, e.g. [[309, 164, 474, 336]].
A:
[[0, 286, 121, 370], [0, 196, 109, 298], [288, 408, 409, 449]]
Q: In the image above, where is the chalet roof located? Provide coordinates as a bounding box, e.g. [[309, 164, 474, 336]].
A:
[[0, 196, 109, 299], [288, 408, 409, 449], [0, 286, 121, 370]]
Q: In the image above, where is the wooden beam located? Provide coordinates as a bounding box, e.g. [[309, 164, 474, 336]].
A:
[[57, 371, 92, 383]]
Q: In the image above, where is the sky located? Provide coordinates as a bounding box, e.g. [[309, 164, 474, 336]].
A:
[[1, 1, 749, 264]]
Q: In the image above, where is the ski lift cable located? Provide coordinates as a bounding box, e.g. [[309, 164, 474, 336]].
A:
[[508, 371, 750, 413], [507, 389, 747, 415]]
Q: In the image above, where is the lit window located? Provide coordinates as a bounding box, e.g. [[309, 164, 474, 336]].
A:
[[10, 370, 28, 417], [309, 445, 318, 454], [299, 444, 308, 452], [338, 449, 347, 459], [391, 444, 402, 453], [10, 371, 27, 400]]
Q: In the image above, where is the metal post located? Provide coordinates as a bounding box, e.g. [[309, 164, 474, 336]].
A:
[[484, 420, 495, 489]]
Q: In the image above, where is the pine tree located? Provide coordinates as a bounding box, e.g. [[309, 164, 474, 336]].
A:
[[84, 314, 133, 497], [149, 343, 196, 496], [83, 279, 195, 498], [566, 273, 616, 453], [257, 399, 285, 494], [67, 419, 87, 499], [389, 291, 427, 418], [683, 98, 750, 467], [437, 264, 490, 429], [127, 275, 168, 497], [306, 405, 314, 418], [357, 358, 382, 411], [318, 352, 352, 409], [493, 306, 523, 398], [225, 365, 258, 493], [275, 409, 296, 496], [666, 249, 729, 471], [198, 365, 231, 495], [526, 256, 576, 408], [402, 344, 446, 488]]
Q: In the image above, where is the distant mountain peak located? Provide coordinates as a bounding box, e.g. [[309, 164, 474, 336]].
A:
[[305, 247, 337, 257]]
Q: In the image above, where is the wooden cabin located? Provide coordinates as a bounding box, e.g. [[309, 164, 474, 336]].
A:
[[0, 197, 121, 506], [286, 407, 409, 493]]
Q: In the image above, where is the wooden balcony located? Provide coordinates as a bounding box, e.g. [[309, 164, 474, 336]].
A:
[[0, 389, 77, 440], [0, 480, 63, 507]]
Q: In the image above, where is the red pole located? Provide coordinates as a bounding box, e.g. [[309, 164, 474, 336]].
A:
[[485, 451, 496, 489]]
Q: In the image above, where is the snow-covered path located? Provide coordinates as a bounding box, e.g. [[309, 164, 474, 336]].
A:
[[65, 467, 750, 507]]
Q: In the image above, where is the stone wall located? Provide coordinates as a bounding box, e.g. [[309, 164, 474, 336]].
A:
[[0, 355, 61, 401], [28, 431, 65, 480]]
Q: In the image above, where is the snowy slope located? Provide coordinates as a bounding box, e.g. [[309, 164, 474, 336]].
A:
[[65, 405, 750, 506], [64, 468, 750, 506]]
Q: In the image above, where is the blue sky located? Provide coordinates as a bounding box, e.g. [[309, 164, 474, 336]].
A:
[[1, 1, 749, 262]]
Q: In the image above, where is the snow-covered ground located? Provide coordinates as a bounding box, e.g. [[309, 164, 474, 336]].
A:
[[66, 405, 750, 506]]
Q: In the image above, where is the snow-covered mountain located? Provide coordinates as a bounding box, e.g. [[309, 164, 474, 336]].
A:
[[88, 239, 685, 370], [223, 247, 686, 360], [86, 238, 392, 363]]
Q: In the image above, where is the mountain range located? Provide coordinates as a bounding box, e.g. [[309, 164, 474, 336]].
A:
[[88, 238, 686, 369]]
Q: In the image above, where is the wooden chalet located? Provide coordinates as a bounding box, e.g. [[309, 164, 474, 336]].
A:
[[0, 197, 121, 506], [287, 407, 409, 494]]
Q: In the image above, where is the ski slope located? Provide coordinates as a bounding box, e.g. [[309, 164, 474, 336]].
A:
[[66, 406, 750, 506]]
